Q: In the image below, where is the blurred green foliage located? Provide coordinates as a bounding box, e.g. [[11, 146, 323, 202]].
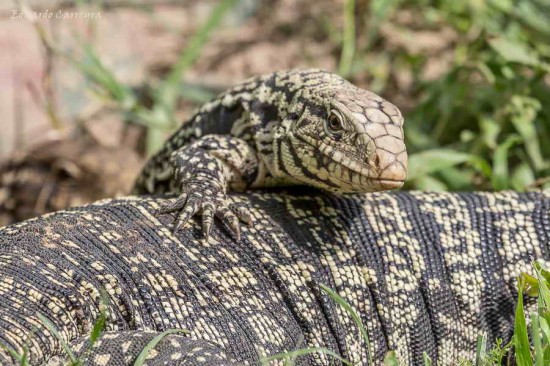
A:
[[347, 0, 550, 191]]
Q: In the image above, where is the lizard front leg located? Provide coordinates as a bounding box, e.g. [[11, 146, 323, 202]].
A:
[[158, 135, 257, 241]]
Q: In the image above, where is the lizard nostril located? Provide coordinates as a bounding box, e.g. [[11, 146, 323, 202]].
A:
[[371, 154, 381, 168]]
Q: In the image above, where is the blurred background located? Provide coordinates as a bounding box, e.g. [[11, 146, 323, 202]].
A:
[[0, 0, 549, 226]]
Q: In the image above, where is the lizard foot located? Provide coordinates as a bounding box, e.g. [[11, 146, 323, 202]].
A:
[[159, 191, 252, 241]]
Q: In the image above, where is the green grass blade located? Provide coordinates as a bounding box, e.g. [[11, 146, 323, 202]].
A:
[[319, 284, 373, 365], [144, 0, 238, 155], [133, 329, 189, 366], [338, 0, 355, 76], [89, 307, 107, 346], [157, 0, 239, 113], [178, 83, 217, 104], [145, 125, 168, 157], [19, 342, 29, 366], [0, 342, 23, 363], [259, 347, 352, 365], [539, 317, 550, 344], [80, 42, 134, 106], [492, 135, 521, 190], [423, 351, 432, 366], [531, 314, 544, 366], [508, 95, 546, 171], [17, 326, 36, 366], [514, 277, 533, 366], [36, 313, 79, 365], [475, 333, 487, 366], [79, 295, 109, 364]]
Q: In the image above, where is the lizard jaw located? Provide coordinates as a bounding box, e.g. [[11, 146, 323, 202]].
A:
[[290, 136, 406, 192], [317, 140, 406, 183]]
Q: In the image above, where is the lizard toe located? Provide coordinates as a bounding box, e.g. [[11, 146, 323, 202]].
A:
[[231, 203, 253, 226], [158, 193, 188, 214], [216, 206, 241, 241], [174, 199, 200, 233], [201, 203, 216, 241]]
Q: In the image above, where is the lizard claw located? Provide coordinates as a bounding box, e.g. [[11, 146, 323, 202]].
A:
[[232, 204, 253, 225], [161, 191, 249, 241], [216, 206, 241, 241], [174, 200, 199, 232], [201, 203, 215, 241]]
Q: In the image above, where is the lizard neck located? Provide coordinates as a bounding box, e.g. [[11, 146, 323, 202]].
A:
[[250, 88, 305, 187]]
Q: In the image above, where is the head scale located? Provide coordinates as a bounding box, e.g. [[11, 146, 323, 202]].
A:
[[280, 71, 407, 193]]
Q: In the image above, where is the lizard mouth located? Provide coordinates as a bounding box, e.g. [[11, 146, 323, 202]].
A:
[[376, 179, 405, 189], [294, 136, 406, 189], [323, 166, 405, 192], [314, 141, 407, 186]]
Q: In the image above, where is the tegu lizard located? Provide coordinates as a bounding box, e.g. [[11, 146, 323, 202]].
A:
[[134, 69, 408, 239]]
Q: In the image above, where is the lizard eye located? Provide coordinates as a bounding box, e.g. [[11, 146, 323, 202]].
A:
[[326, 110, 344, 134]]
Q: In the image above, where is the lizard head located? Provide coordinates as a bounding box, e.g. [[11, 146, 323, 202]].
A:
[[285, 83, 408, 193]]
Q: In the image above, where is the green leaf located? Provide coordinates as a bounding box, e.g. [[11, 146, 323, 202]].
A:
[[533, 263, 550, 309], [72, 295, 108, 365], [404, 125, 438, 150], [511, 163, 535, 191], [476, 62, 496, 84], [411, 175, 448, 191], [507, 95, 546, 171], [468, 156, 493, 179], [491, 135, 521, 190], [514, 1, 550, 36], [407, 149, 472, 181], [439, 167, 476, 191], [520, 272, 541, 297], [134, 329, 190, 366], [479, 117, 501, 150], [67, 33, 136, 109], [489, 38, 541, 66], [514, 277, 533, 366]]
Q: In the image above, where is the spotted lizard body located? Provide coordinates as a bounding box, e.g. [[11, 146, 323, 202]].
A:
[[134, 69, 407, 239], [0, 190, 549, 365]]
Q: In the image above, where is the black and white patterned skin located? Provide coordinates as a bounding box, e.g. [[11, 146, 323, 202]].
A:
[[0, 190, 548, 365], [134, 69, 407, 239]]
